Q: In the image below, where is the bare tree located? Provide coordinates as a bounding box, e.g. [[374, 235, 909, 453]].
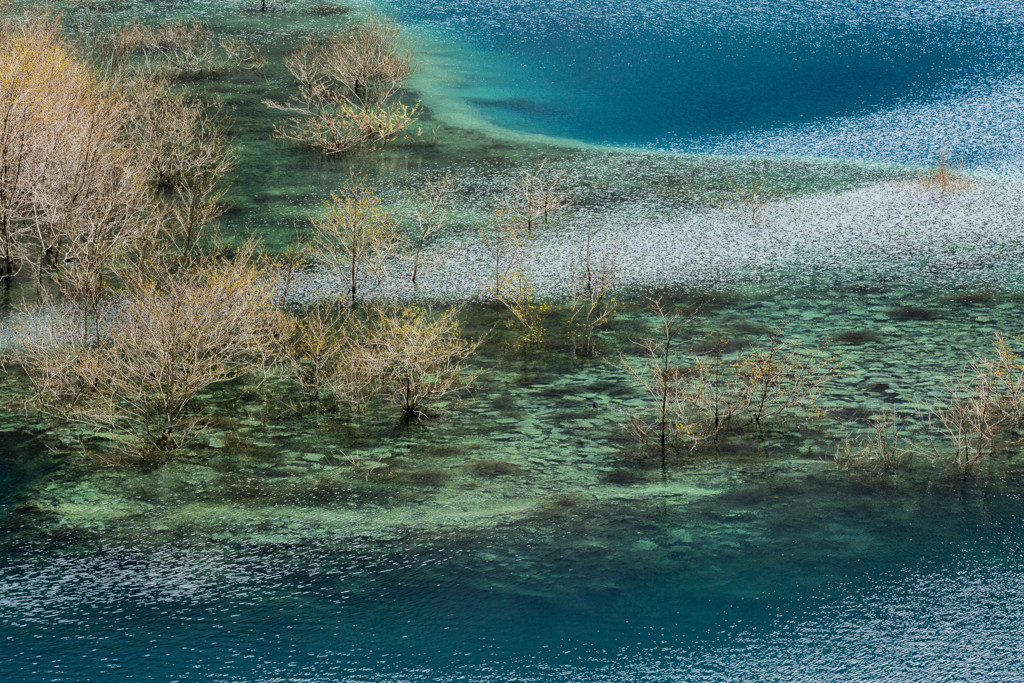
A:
[[925, 334, 1024, 476], [367, 304, 479, 421], [266, 14, 420, 153], [488, 213, 549, 347], [7, 244, 278, 456], [404, 172, 456, 286], [735, 322, 837, 431], [623, 310, 838, 464], [502, 158, 571, 235], [720, 163, 787, 225], [101, 21, 264, 80], [311, 176, 401, 306], [620, 298, 695, 472], [125, 76, 235, 191], [0, 15, 113, 280], [835, 408, 914, 475], [0, 13, 160, 335], [277, 297, 355, 411], [567, 227, 617, 357], [913, 151, 975, 197]]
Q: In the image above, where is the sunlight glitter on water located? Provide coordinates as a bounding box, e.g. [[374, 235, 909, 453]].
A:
[[389, 0, 1024, 171], [2, 2, 1024, 681]]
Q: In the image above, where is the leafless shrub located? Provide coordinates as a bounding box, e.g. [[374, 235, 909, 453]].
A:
[[913, 151, 975, 196], [733, 322, 838, 430], [265, 14, 420, 153], [916, 334, 1024, 477], [931, 371, 1000, 477], [502, 158, 571, 235], [311, 175, 402, 306], [404, 172, 457, 285], [835, 408, 915, 475], [6, 244, 278, 455]]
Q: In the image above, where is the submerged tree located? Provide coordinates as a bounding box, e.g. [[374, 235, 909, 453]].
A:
[[502, 158, 571, 235], [100, 20, 264, 80], [0, 14, 169, 349], [924, 333, 1024, 477], [0, 15, 147, 282], [311, 176, 401, 306], [567, 227, 617, 358], [834, 407, 914, 476], [913, 151, 975, 197], [719, 162, 788, 225], [368, 304, 479, 421], [486, 209, 549, 346], [277, 297, 363, 411], [404, 172, 457, 286], [7, 245, 278, 456], [620, 298, 692, 473], [266, 14, 420, 153], [623, 309, 838, 465], [277, 299, 478, 420]]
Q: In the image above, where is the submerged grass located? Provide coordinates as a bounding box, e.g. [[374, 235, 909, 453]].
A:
[[2, 0, 1024, 553]]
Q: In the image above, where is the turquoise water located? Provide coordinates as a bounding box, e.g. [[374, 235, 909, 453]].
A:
[[3, 480, 1024, 680], [3, 1, 1024, 680], [392, 0, 1024, 172]]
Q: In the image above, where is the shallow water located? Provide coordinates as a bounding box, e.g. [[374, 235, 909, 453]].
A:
[[3, 1, 1024, 680]]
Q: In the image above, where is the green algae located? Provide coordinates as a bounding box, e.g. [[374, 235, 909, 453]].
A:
[[9, 264, 1024, 548], [4, 0, 1024, 557]]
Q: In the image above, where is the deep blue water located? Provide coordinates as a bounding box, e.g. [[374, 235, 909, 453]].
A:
[[3, 480, 1024, 681], [391, 0, 1024, 171]]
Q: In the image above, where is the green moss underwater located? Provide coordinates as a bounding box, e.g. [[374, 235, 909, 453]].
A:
[[4, 0, 1024, 556]]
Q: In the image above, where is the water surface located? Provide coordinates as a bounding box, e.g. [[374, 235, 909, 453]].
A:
[[2, 1, 1024, 681], [392, 0, 1024, 171]]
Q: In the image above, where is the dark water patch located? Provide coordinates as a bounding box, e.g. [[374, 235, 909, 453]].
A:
[[278, 474, 382, 506], [467, 459, 521, 477], [394, 467, 451, 487], [528, 492, 590, 520], [469, 97, 563, 116], [832, 404, 875, 421], [946, 290, 998, 306], [0, 428, 55, 517], [303, 2, 351, 17], [725, 319, 774, 337], [600, 468, 645, 485], [886, 305, 941, 321], [833, 329, 881, 345], [866, 381, 897, 396], [411, 442, 470, 459], [845, 281, 894, 295]]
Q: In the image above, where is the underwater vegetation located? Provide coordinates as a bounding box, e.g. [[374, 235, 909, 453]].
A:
[[1, 6, 1023, 542], [5, 3, 1024, 681]]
